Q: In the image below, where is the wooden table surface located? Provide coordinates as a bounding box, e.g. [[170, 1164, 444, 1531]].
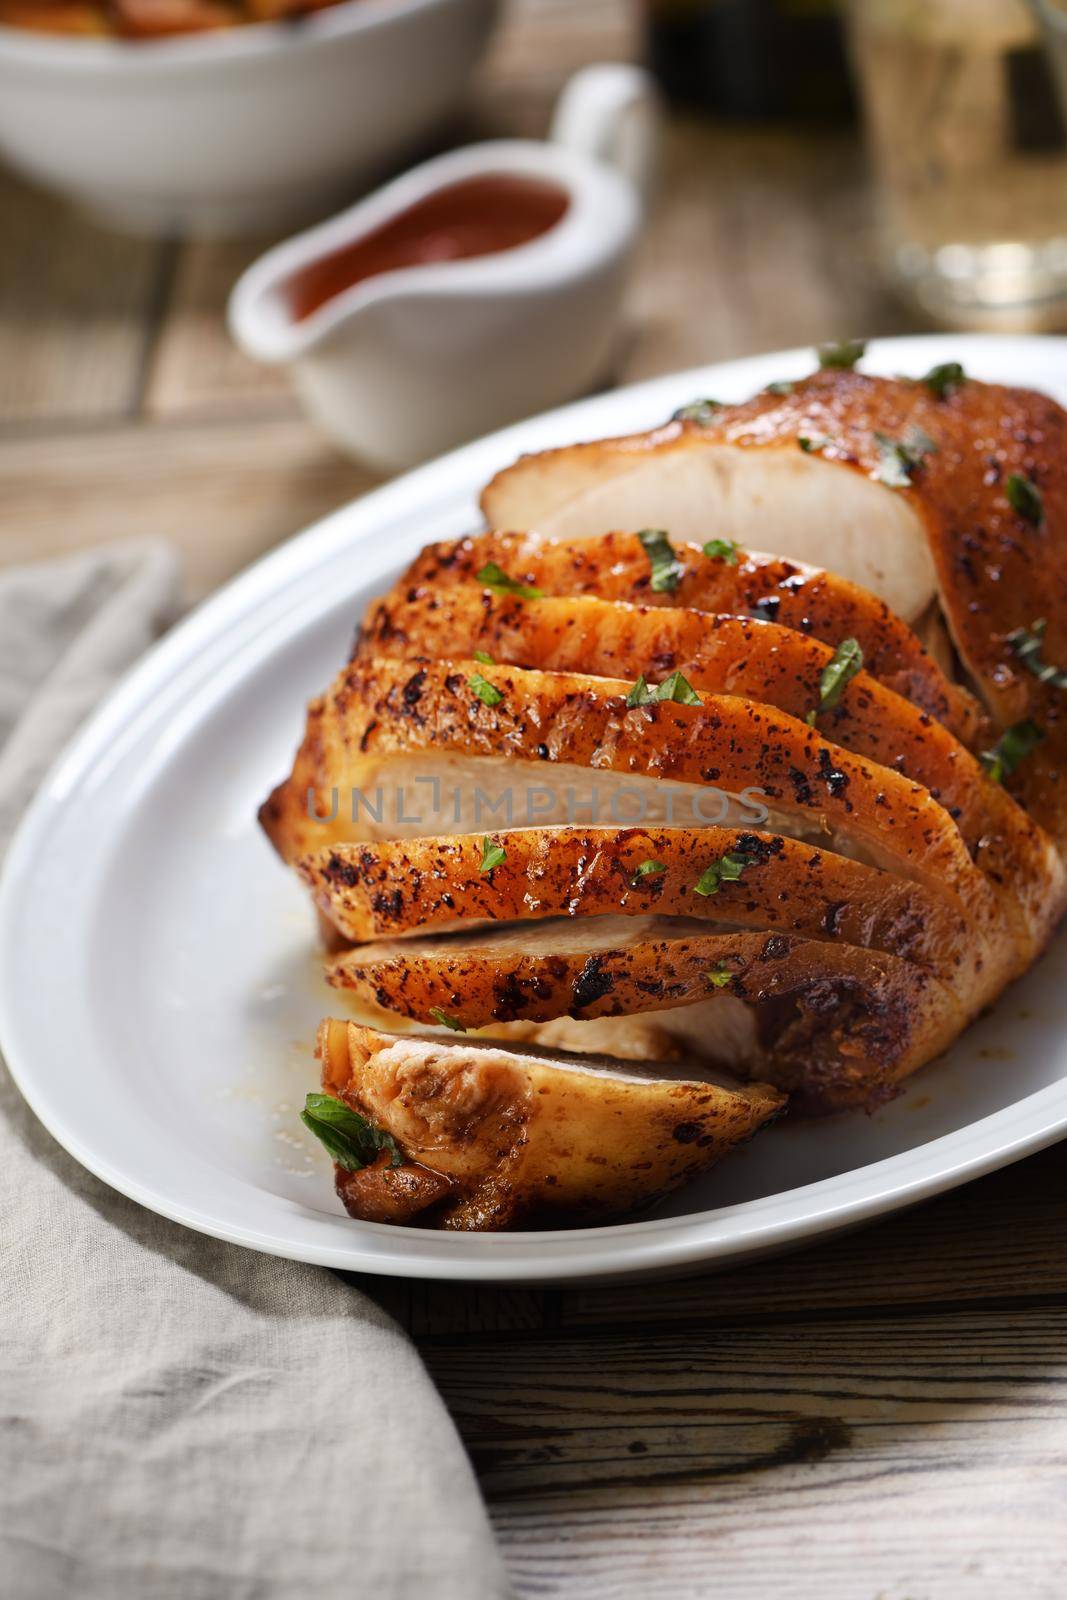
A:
[[3, 3, 1065, 1596]]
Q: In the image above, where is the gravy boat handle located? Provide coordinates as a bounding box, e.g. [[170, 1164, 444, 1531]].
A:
[[550, 63, 660, 208]]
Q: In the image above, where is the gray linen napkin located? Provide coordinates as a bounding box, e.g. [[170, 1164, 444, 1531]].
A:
[[0, 543, 510, 1600]]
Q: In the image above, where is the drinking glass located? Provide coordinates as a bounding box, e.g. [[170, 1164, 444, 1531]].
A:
[[846, 0, 1067, 327]]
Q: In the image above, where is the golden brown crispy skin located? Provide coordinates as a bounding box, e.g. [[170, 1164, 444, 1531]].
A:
[[481, 370, 1067, 849], [390, 530, 979, 741], [260, 656, 1031, 963], [356, 584, 1050, 904], [318, 1018, 783, 1228], [299, 826, 976, 987], [324, 925, 963, 1114]]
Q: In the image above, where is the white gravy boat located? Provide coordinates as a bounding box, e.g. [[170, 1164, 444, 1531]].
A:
[[228, 64, 658, 471]]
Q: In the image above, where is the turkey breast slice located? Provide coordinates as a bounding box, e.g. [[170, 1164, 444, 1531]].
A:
[[259, 657, 1036, 965], [317, 1018, 783, 1230], [356, 583, 1053, 908], [482, 418, 937, 621], [323, 916, 966, 1114], [299, 826, 983, 995], [391, 529, 978, 741], [480, 367, 1067, 851]]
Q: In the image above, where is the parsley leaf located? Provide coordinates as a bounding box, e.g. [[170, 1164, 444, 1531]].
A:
[[473, 649, 495, 665], [817, 339, 866, 370], [637, 527, 684, 593], [673, 398, 722, 424], [979, 720, 1045, 784], [630, 859, 666, 887], [702, 538, 740, 564], [656, 670, 702, 704], [625, 675, 654, 707], [475, 562, 543, 600], [1005, 473, 1044, 526], [625, 671, 702, 708], [692, 851, 755, 897], [479, 836, 506, 874], [873, 426, 937, 488], [469, 671, 503, 707], [765, 380, 795, 396], [798, 434, 833, 455], [922, 361, 966, 399], [1007, 618, 1067, 687], [429, 1007, 466, 1032], [300, 1092, 403, 1172], [705, 961, 733, 989], [812, 637, 864, 718]]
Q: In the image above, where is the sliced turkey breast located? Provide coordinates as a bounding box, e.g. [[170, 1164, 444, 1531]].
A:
[[299, 826, 979, 991], [480, 367, 1067, 848], [317, 1018, 784, 1228], [355, 584, 1051, 903], [323, 918, 964, 1113], [482, 414, 936, 621], [260, 656, 1038, 964], [390, 529, 979, 741]]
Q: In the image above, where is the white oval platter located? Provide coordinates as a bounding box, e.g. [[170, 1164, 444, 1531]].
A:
[[2, 333, 1066, 1284]]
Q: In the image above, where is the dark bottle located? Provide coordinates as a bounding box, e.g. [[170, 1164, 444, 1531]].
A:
[[643, 0, 854, 122]]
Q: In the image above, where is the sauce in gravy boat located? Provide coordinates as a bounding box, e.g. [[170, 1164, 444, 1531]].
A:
[[229, 65, 657, 470]]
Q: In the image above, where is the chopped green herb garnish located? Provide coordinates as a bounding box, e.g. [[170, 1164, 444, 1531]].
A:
[[625, 670, 703, 708], [673, 398, 722, 424], [656, 670, 702, 704], [429, 1007, 466, 1032], [702, 538, 740, 565], [469, 671, 503, 707], [630, 859, 666, 888], [692, 851, 754, 897], [765, 380, 795, 396], [1007, 618, 1067, 688], [475, 562, 543, 600], [873, 427, 936, 488], [300, 1092, 403, 1172], [922, 361, 966, 399], [979, 719, 1045, 785], [798, 434, 833, 455], [812, 637, 864, 719], [473, 649, 495, 665], [705, 961, 733, 989], [817, 339, 866, 370], [479, 836, 506, 874], [637, 527, 683, 593], [625, 675, 654, 707], [1005, 473, 1044, 526]]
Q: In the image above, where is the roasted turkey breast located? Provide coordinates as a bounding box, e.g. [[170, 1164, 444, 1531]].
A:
[[324, 917, 965, 1113], [355, 585, 1052, 916], [260, 655, 1046, 963], [391, 529, 979, 739], [317, 1019, 784, 1229], [264, 361, 1067, 1227], [481, 365, 1067, 848], [299, 826, 971, 982]]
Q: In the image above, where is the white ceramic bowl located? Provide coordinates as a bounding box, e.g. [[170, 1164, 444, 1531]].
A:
[[0, 0, 500, 234]]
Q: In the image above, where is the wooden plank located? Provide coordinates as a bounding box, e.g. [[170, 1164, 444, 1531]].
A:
[[145, 238, 295, 419], [0, 415, 378, 602], [427, 1306, 1067, 1596], [0, 168, 164, 425], [623, 119, 912, 382]]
